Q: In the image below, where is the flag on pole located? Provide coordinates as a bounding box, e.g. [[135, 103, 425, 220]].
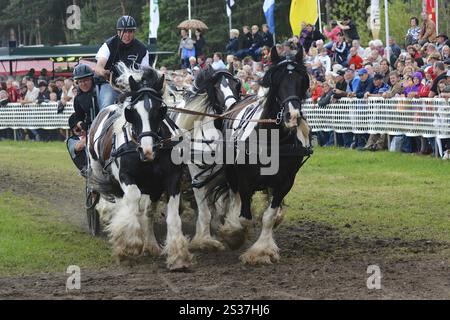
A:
[[425, 0, 436, 24], [289, 0, 318, 36], [263, 0, 275, 34], [149, 0, 159, 39], [370, 0, 381, 40], [226, 0, 235, 17]]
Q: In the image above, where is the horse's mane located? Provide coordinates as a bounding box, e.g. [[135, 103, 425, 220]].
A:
[[177, 66, 227, 130], [261, 56, 309, 120], [115, 61, 162, 93]]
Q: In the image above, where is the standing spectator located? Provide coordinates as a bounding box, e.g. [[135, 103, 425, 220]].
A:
[[429, 61, 447, 97], [337, 16, 360, 42], [226, 29, 240, 55], [194, 29, 206, 58], [388, 37, 401, 65], [331, 33, 348, 65], [6, 79, 20, 102], [61, 78, 75, 104], [405, 17, 420, 46], [323, 20, 341, 51], [261, 24, 274, 48], [55, 77, 64, 101], [179, 29, 195, 69], [382, 71, 404, 98], [301, 24, 315, 52], [418, 11, 437, 46]]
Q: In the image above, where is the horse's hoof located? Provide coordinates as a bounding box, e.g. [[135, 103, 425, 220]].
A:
[[143, 243, 162, 256], [189, 237, 226, 251], [218, 225, 247, 250], [239, 246, 280, 265]]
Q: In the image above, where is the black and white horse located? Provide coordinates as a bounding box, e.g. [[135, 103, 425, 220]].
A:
[[89, 62, 192, 270], [173, 66, 241, 251], [211, 47, 312, 264]]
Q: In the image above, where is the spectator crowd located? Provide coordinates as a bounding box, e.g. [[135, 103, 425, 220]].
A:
[[173, 13, 450, 157]]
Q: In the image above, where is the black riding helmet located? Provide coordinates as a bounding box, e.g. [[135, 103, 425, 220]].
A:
[[73, 64, 94, 80], [116, 15, 137, 30], [68, 113, 78, 130]]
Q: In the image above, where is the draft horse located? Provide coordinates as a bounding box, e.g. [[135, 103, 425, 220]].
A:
[[88, 62, 192, 270]]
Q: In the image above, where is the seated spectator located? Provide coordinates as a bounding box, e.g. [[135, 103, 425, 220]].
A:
[[331, 69, 347, 99], [49, 92, 58, 102], [261, 24, 274, 48], [302, 24, 315, 52], [19, 79, 39, 104], [226, 29, 240, 55], [407, 45, 424, 67], [260, 46, 271, 67], [436, 34, 450, 52], [419, 67, 433, 97], [211, 52, 227, 70], [388, 37, 402, 65], [379, 59, 391, 84], [419, 12, 437, 46], [55, 77, 64, 100], [441, 45, 450, 63], [437, 78, 450, 98], [310, 77, 323, 103], [317, 80, 335, 146], [6, 79, 20, 102], [37, 81, 50, 103], [0, 90, 8, 107], [348, 46, 363, 70], [405, 17, 420, 46], [314, 48, 331, 73]]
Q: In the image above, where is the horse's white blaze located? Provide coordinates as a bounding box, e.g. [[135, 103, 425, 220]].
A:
[[287, 102, 300, 128], [221, 80, 236, 109], [136, 103, 154, 159]]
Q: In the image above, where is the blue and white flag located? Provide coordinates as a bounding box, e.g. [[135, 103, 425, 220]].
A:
[[263, 0, 275, 34], [149, 0, 159, 39], [226, 0, 235, 17]]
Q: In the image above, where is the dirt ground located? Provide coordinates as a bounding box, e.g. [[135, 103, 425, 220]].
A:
[[0, 170, 449, 300]]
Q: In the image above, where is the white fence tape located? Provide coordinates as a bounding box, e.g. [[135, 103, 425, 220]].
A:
[[0, 98, 449, 139]]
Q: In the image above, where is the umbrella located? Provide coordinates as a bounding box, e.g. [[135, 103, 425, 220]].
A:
[[177, 19, 208, 30]]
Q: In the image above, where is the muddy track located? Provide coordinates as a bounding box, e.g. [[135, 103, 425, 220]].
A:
[[0, 170, 449, 300]]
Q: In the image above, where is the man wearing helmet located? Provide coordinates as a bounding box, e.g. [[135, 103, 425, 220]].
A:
[[72, 64, 99, 132], [94, 15, 150, 109]]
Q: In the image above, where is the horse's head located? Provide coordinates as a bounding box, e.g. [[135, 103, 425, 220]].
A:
[[193, 66, 241, 113], [122, 68, 166, 162], [261, 46, 310, 129]]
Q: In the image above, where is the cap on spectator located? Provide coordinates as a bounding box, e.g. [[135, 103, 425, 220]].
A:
[[373, 73, 384, 80], [336, 69, 346, 76], [358, 68, 368, 75], [38, 80, 47, 87], [437, 33, 448, 40], [56, 77, 65, 82]]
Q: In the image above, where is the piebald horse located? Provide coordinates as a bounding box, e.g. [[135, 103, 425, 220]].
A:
[[210, 46, 312, 264], [89, 62, 192, 270]]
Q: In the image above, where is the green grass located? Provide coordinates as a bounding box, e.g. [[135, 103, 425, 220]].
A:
[[0, 141, 449, 275], [285, 147, 450, 242], [0, 192, 112, 276]]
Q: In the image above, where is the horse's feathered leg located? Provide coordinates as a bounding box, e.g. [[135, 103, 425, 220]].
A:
[[218, 190, 249, 250], [139, 195, 162, 256], [189, 168, 225, 251], [108, 183, 144, 261], [240, 176, 296, 265], [163, 193, 194, 270]]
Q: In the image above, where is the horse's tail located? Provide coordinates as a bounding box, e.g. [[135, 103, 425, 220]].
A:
[[205, 167, 231, 204], [89, 171, 124, 200]]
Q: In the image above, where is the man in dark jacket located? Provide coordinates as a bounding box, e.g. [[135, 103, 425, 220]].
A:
[[261, 24, 274, 48], [94, 15, 150, 110], [72, 64, 99, 131]]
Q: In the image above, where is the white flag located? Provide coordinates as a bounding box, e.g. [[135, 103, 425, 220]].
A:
[[149, 0, 159, 39], [226, 0, 235, 17]]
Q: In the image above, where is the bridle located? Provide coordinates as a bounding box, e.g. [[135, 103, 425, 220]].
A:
[[126, 86, 167, 145]]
